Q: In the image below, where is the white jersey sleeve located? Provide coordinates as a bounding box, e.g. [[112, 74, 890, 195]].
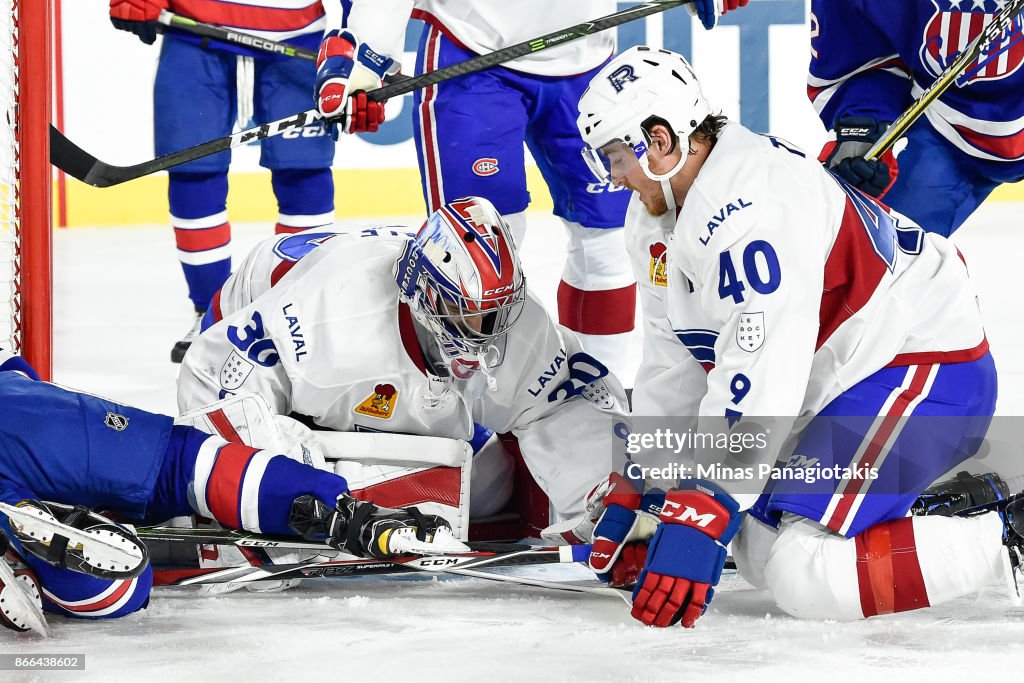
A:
[[468, 294, 631, 518]]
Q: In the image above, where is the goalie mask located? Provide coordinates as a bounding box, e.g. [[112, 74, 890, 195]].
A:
[[577, 46, 711, 186], [395, 197, 527, 372]]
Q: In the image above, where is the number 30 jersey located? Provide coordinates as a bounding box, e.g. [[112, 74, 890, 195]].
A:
[[642, 122, 988, 421], [176, 228, 630, 518]]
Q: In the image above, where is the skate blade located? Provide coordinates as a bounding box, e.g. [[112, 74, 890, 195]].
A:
[[389, 527, 470, 556], [0, 558, 49, 637], [0, 502, 146, 576]]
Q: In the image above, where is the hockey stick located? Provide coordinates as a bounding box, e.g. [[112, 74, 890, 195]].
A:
[[50, 0, 693, 188], [865, 0, 1024, 160], [152, 542, 591, 586], [138, 524, 468, 555], [444, 567, 632, 602], [156, 11, 317, 61]]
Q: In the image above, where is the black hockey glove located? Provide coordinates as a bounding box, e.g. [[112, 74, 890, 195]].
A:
[[109, 0, 168, 46], [288, 493, 451, 559], [819, 116, 897, 198]]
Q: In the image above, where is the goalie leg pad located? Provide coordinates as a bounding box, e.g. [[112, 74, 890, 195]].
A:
[[321, 432, 473, 541], [175, 392, 327, 470]]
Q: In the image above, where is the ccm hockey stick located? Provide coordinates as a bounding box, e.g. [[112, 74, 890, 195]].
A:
[[865, 0, 1024, 160], [157, 11, 316, 61], [50, 0, 693, 187], [152, 542, 591, 586]]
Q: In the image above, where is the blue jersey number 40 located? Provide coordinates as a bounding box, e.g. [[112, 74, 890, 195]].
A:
[[718, 240, 781, 304]]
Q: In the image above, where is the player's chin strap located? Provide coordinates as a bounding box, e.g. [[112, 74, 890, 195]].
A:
[[476, 344, 501, 393], [641, 151, 685, 214]]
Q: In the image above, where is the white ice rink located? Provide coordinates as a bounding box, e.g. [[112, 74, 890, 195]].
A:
[[3, 204, 1022, 681]]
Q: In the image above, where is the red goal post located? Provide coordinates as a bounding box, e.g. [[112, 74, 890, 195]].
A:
[[2, 0, 52, 379]]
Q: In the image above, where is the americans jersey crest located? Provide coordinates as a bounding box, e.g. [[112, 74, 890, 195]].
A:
[[921, 0, 1024, 85], [649, 242, 668, 287], [354, 383, 399, 420]]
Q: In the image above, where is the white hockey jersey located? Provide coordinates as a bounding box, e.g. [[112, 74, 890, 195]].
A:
[[635, 122, 988, 421], [344, 1, 616, 76], [168, 0, 328, 41], [177, 228, 630, 518], [625, 196, 707, 417]]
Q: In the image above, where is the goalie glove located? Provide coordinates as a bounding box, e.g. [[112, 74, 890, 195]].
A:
[[288, 493, 459, 559], [819, 116, 903, 198], [315, 30, 399, 135]]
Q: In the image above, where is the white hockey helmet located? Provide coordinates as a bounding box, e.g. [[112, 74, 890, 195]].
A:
[[577, 46, 711, 183], [395, 197, 526, 366]]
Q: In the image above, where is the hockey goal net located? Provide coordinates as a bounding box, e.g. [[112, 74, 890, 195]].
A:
[[0, 0, 51, 378]]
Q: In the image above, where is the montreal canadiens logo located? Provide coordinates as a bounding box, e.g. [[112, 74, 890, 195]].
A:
[[472, 158, 500, 176]]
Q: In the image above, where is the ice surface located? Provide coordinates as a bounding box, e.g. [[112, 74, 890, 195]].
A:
[[8, 205, 1020, 680]]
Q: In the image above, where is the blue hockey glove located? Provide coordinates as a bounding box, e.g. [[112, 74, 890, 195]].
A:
[[631, 480, 741, 628], [820, 116, 899, 198]]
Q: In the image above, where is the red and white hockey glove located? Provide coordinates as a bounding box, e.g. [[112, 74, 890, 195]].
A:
[[819, 116, 901, 198], [109, 0, 168, 45], [688, 0, 750, 30], [588, 473, 663, 588], [631, 480, 741, 628], [315, 30, 399, 134]]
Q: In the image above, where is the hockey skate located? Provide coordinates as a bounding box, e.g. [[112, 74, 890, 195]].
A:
[[0, 530, 48, 636], [913, 472, 1024, 603], [171, 307, 205, 364], [0, 501, 148, 579], [998, 494, 1024, 604], [289, 494, 467, 559]]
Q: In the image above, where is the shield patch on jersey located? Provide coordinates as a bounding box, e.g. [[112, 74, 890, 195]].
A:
[[104, 412, 129, 431], [921, 1, 1024, 85], [220, 350, 254, 391], [736, 312, 765, 353]]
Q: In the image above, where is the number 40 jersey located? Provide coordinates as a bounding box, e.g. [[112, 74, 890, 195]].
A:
[[638, 122, 989, 421]]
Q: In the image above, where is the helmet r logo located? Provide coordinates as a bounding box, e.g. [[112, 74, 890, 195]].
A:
[[607, 64, 639, 92]]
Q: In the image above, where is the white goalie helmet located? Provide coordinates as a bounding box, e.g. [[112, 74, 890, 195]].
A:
[[577, 46, 711, 184], [395, 197, 527, 371]]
